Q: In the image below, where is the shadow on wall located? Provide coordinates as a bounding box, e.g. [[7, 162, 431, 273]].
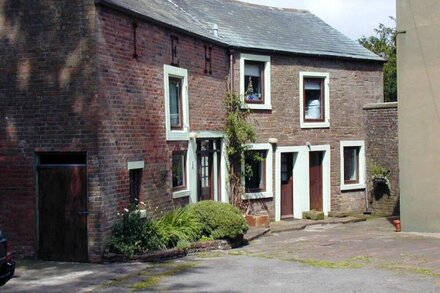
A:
[[0, 0, 100, 256]]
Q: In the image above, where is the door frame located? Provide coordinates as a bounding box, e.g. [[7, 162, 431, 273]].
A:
[[275, 145, 331, 221], [188, 131, 228, 203]]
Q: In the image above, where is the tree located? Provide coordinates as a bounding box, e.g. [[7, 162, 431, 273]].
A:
[[358, 19, 397, 102]]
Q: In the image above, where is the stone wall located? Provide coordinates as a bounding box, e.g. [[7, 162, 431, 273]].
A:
[[364, 102, 399, 216]]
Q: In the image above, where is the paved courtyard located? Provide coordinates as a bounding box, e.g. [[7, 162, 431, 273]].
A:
[[3, 217, 440, 292]]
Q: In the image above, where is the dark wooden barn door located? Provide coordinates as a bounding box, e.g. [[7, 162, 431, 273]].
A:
[[38, 154, 88, 262], [309, 151, 323, 211], [281, 153, 294, 219]]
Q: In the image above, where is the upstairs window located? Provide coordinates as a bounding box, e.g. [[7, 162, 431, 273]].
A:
[[164, 65, 189, 141], [169, 77, 183, 129], [299, 72, 330, 128], [240, 54, 271, 110], [304, 78, 324, 121], [244, 61, 264, 103]]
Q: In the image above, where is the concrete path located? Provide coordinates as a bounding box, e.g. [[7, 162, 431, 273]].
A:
[[2, 218, 439, 292]]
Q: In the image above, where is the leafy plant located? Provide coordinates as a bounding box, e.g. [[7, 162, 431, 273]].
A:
[[371, 163, 391, 187], [224, 92, 258, 209], [105, 208, 164, 256], [187, 200, 248, 240], [154, 207, 202, 248]]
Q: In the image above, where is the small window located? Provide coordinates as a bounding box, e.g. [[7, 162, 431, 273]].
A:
[[340, 141, 366, 191], [343, 147, 359, 184], [240, 54, 271, 110], [245, 150, 267, 193], [169, 77, 183, 129], [299, 72, 330, 128], [244, 61, 264, 103], [304, 78, 324, 122], [129, 169, 142, 205], [172, 152, 186, 191]]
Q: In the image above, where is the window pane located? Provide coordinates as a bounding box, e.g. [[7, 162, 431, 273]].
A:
[[304, 79, 323, 120], [172, 152, 186, 189], [245, 150, 266, 192], [169, 78, 181, 128], [245, 61, 263, 102], [344, 147, 359, 182], [129, 169, 142, 205]]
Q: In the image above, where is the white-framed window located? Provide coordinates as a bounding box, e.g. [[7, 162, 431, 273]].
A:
[[243, 143, 273, 199], [172, 150, 191, 198], [164, 65, 189, 141], [240, 53, 271, 110], [340, 140, 366, 191], [299, 72, 330, 128]]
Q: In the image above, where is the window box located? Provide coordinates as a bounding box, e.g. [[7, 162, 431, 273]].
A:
[[299, 72, 330, 128], [164, 65, 189, 141], [240, 54, 271, 110], [340, 141, 366, 191]]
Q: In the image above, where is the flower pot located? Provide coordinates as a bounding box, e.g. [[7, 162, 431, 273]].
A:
[[393, 219, 401, 232]]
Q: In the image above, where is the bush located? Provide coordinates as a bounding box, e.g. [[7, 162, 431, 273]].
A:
[[105, 209, 164, 256], [187, 201, 248, 240], [154, 207, 203, 248]]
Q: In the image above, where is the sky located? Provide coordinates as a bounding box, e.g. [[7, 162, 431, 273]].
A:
[[239, 0, 396, 40]]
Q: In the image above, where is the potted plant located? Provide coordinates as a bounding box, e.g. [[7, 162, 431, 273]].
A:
[[371, 163, 391, 188]]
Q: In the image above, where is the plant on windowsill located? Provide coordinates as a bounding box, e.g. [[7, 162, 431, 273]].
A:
[[371, 163, 391, 188]]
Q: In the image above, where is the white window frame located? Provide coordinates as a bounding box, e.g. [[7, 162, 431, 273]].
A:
[[172, 147, 192, 199], [242, 143, 273, 199], [164, 65, 190, 141], [299, 72, 330, 128], [340, 140, 366, 191], [240, 53, 271, 110]]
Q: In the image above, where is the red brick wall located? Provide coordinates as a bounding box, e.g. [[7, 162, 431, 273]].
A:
[[233, 52, 384, 216], [0, 0, 99, 258], [364, 103, 399, 215], [96, 6, 229, 250]]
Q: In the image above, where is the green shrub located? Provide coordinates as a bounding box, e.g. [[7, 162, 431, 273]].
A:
[[187, 201, 248, 240], [154, 207, 203, 248], [105, 209, 164, 256]]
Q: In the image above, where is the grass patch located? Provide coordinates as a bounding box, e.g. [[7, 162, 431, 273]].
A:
[[196, 251, 226, 258], [378, 263, 440, 278], [299, 258, 363, 269], [131, 262, 197, 291]]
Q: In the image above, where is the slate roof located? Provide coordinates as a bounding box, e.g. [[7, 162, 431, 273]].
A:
[[96, 0, 383, 62]]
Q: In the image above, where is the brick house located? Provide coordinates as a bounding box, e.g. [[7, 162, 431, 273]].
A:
[[0, 0, 384, 262]]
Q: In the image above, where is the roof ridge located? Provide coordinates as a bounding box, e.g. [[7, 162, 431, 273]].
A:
[[232, 0, 310, 13]]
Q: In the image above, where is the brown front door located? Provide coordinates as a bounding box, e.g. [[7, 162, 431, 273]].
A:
[[38, 154, 88, 262], [281, 153, 294, 219], [197, 139, 221, 201], [309, 151, 323, 211]]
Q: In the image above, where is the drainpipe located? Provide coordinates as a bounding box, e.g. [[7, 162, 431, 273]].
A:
[[228, 49, 235, 92], [364, 184, 372, 215]]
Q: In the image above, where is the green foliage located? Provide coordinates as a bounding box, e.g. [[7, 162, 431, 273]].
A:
[[358, 19, 397, 102], [154, 207, 203, 248], [371, 163, 391, 187], [106, 209, 164, 256], [224, 92, 258, 208], [187, 201, 249, 240]]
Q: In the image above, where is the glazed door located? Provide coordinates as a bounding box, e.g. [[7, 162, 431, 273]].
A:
[[309, 151, 323, 211], [281, 153, 294, 219], [37, 154, 88, 262], [197, 139, 221, 201]]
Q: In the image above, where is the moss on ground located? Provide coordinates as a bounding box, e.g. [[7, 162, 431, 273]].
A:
[[131, 262, 197, 291], [377, 263, 440, 278]]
